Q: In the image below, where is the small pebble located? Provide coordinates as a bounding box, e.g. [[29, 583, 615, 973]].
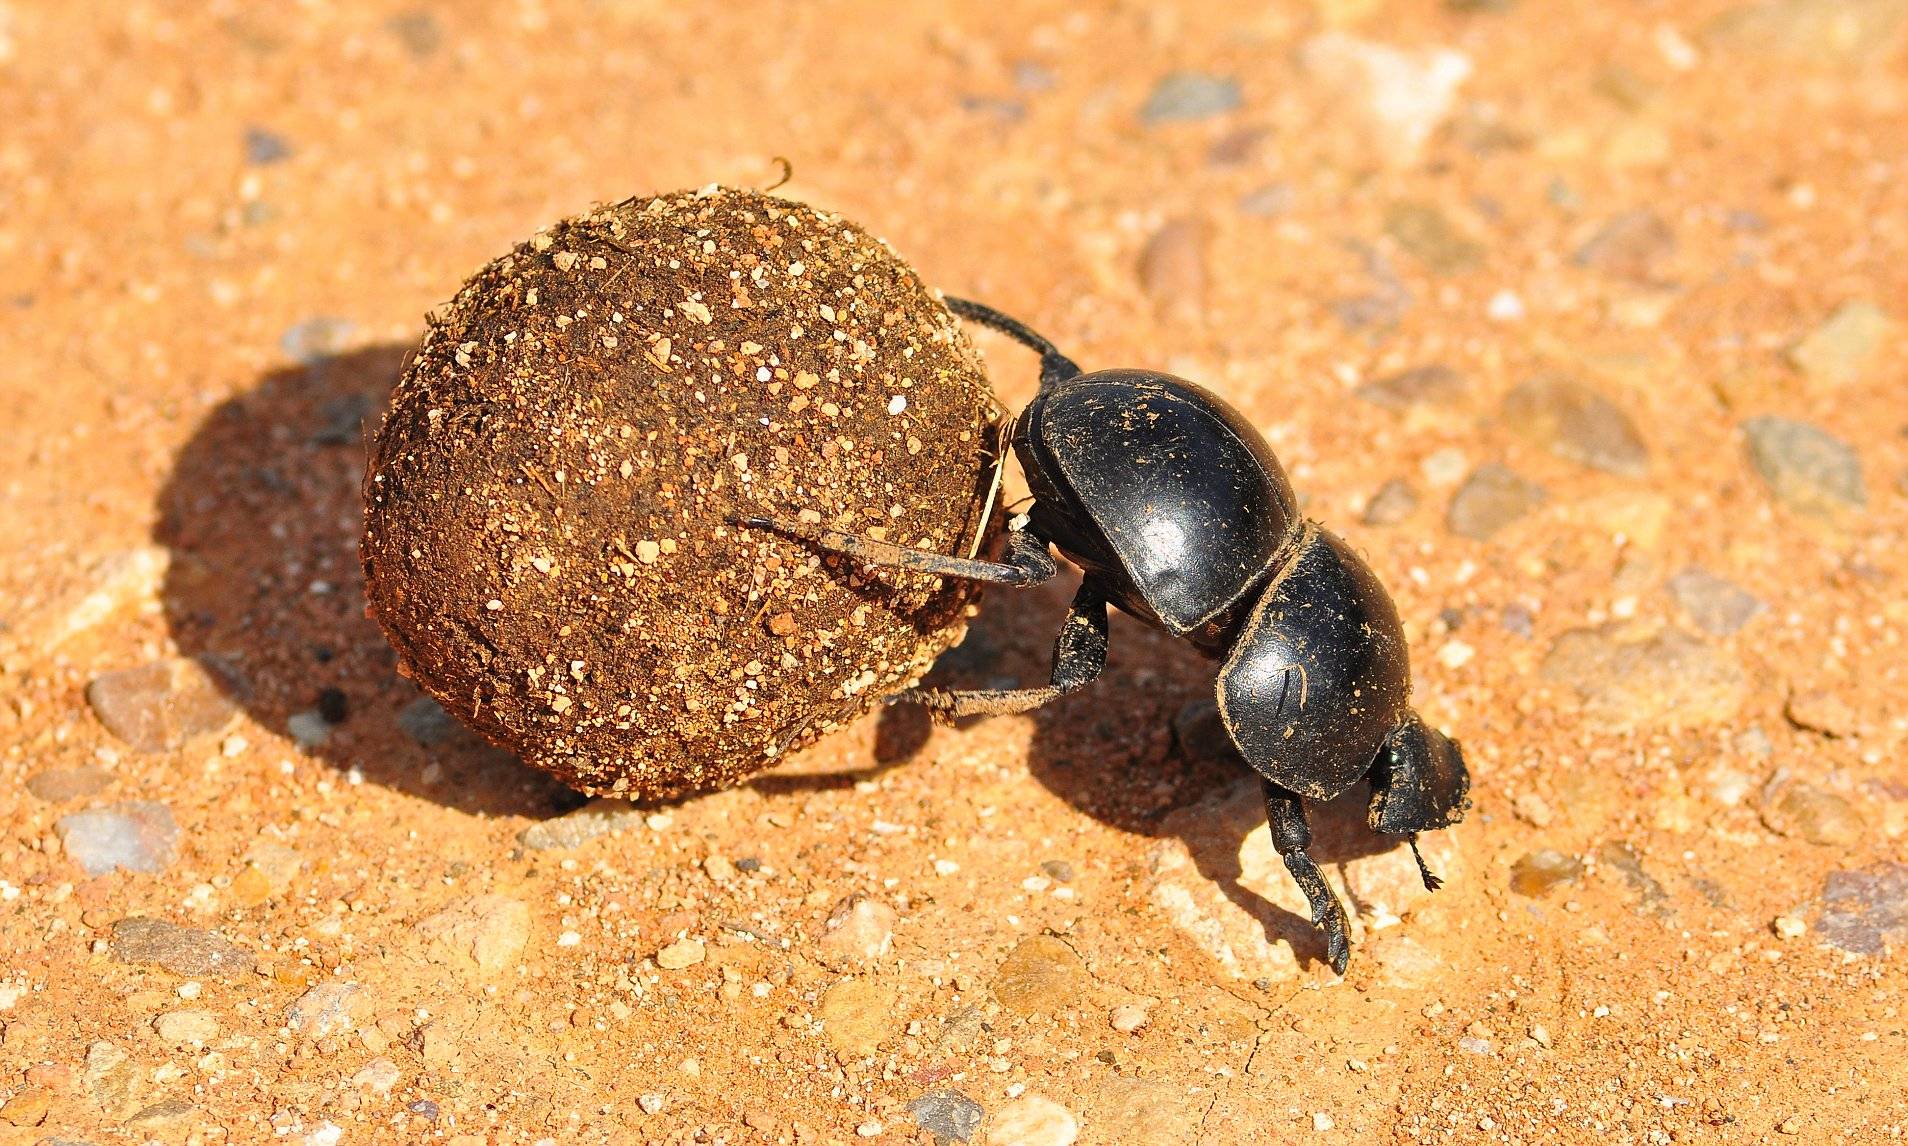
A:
[[1818, 863, 1908, 955], [656, 938, 705, 970], [1313, 1112, 1335, 1132], [57, 801, 179, 876], [1772, 915, 1807, 940], [910, 1089, 985, 1143], [1039, 859, 1075, 883], [25, 765, 111, 804], [1784, 689, 1859, 737], [818, 978, 897, 1057], [1355, 364, 1466, 411], [1742, 416, 1865, 518], [1361, 478, 1420, 526], [398, 696, 462, 746], [993, 935, 1089, 1015], [1140, 72, 1241, 123], [414, 894, 531, 975], [1385, 201, 1483, 274], [816, 895, 897, 968], [519, 798, 644, 850], [111, 917, 255, 978], [1109, 1003, 1150, 1033], [1509, 850, 1582, 897], [1667, 566, 1763, 637], [1573, 209, 1675, 281], [286, 710, 332, 749], [351, 1057, 402, 1094], [86, 658, 237, 753], [1447, 464, 1547, 540], [987, 1094, 1079, 1146], [243, 126, 292, 165], [1789, 300, 1891, 387], [1138, 217, 1210, 324], [1760, 779, 1864, 847], [154, 1010, 218, 1044], [1299, 33, 1471, 160], [287, 981, 366, 1038], [280, 316, 355, 364], [1500, 374, 1649, 477], [1540, 625, 1746, 727]]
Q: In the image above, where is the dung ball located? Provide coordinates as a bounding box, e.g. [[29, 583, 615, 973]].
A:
[[362, 187, 1002, 798]]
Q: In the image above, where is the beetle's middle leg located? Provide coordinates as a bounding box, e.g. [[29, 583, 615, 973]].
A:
[[894, 579, 1107, 719], [1263, 780, 1352, 975], [732, 513, 1057, 588]]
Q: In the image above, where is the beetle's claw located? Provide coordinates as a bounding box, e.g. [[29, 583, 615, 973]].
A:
[[1314, 898, 1351, 976]]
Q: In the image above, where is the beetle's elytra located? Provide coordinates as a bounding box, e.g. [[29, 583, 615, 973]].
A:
[[746, 299, 1471, 972]]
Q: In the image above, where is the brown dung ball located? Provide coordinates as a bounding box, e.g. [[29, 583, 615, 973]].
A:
[[362, 187, 1003, 798]]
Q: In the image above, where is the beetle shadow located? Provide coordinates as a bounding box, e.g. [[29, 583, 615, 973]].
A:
[[155, 343, 586, 819], [893, 574, 1399, 973]]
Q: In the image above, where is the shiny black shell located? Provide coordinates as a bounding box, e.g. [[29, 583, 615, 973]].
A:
[[1012, 369, 1300, 650], [1216, 526, 1412, 800]]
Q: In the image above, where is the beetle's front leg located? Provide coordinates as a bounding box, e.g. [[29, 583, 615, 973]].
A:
[[894, 579, 1107, 721], [732, 512, 1057, 588], [1263, 780, 1351, 975]]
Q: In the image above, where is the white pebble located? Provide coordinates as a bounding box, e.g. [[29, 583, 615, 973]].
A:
[[1487, 290, 1526, 321], [887, 394, 907, 415], [1313, 1112, 1335, 1132]]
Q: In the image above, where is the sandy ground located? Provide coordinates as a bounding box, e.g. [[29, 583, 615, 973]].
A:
[[2, 2, 1906, 1143]]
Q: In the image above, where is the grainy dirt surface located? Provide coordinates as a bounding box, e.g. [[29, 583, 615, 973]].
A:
[[2, 3, 1906, 1145]]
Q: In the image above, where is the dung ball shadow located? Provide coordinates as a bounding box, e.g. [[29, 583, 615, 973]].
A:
[[156, 343, 583, 818]]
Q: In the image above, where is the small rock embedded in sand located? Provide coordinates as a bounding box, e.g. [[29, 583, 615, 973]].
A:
[[287, 981, 366, 1038], [111, 917, 254, 978], [1784, 688, 1859, 737], [1362, 478, 1420, 526], [655, 938, 705, 970], [154, 1010, 218, 1044], [1448, 464, 1547, 540], [1573, 209, 1675, 282], [26, 765, 111, 803], [987, 1094, 1078, 1146], [1789, 300, 1891, 387], [0, 1087, 50, 1127], [1742, 416, 1865, 518], [519, 798, 644, 850], [1356, 364, 1467, 411], [57, 802, 179, 876], [1818, 863, 1908, 955], [1300, 33, 1472, 161], [1138, 217, 1211, 324], [351, 1057, 402, 1094], [1140, 72, 1241, 123], [1540, 625, 1747, 727], [86, 658, 237, 753], [1108, 1003, 1150, 1032], [818, 978, 897, 1057], [397, 695, 462, 746], [1385, 201, 1483, 274], [415, 895, 530, 974], [1509, 850, 1583, 897], [1760, 779, 1864, 847], [1667, 566, 1764, 637], [286, 709, 331, 748], [910, 1089, 985, 1143], [1501, 374, 1649, 477], [1367, 934, 1443, 989], [993, 935, 1090, 1015], [816, 895, 897, 968]]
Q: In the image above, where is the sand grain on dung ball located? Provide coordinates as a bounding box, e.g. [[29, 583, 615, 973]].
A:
[[362, 187, 1001, 797]]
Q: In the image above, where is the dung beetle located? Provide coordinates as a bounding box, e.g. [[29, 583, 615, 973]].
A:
[[741, 298, 1470, 972]]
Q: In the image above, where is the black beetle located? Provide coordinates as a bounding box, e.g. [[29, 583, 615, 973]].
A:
[[742, 298, 1470, 972]]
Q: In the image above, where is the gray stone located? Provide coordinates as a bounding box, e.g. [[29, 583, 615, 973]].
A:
[[1385, 201, 1483, 274], [1356, 364, 1467, 411], [26, 765, 111, 803], [110, 918, 254, 978], [518, 798, 645, 850], [1541, 625, 1747, 728], [910, 1090, 986, 1144], [386, 10, 443, 57], [1501, 374, 1649, 477], [86, 659, 237, 753], [1573, 209, 1675, 281], [1040, 859, 1075, 883], [279, 316, 354, 364], [1362, 478, 1421, 526], [1818, 863, 1908, 956], [1447, 464, 1547, 540], [1668, 566, 1764, 637], [397, 695, 462, 746], [1299, 33, 1472, 161], [1743, 416, 1865, 517], [1140, 72, 1241, 123], [57, 802, 179, 876], [1789, 300, 1891, 387], [286, 710, 331, 749], [243, 126, 291, 165]]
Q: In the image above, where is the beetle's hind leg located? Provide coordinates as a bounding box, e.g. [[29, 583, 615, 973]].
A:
[[732, 512, 1057, 588], [1263, 781, 1352, 975], [894, 579, 1107, 720]]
